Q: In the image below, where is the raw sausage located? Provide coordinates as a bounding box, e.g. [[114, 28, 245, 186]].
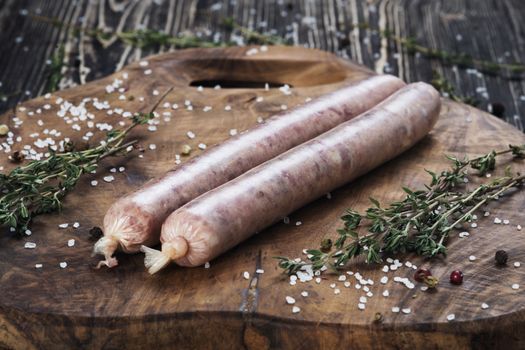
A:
[[141, 82, 441, 273], [94, 75, 405, 268]]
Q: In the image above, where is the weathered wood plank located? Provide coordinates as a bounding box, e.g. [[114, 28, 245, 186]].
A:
[[0, 0, 524, 130]]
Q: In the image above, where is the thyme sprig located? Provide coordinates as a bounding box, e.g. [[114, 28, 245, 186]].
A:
[[0, 116, 145, 234], [0, 87, 173, 234], [430, 71, 478, 107], [276, 144, 525, 274]]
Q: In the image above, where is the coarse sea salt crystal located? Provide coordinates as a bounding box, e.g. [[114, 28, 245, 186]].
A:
[[518, 225, 522, 231], [359, 296, 367, 303], [382, 265, 389, 273], [144, 69, 152, 75], [224, 105, 232, 111], [243, 271, 250, 280], [315, 277, 321, 284], [459, 231, 469, 238], [149, 144, 157, 150], [503, 219, 510, 225], [301, 291, 308, 297], [402, 308, 411, 314], [295, 221, 302, 226], [338, 275, 346, 281], [186, 131, 195, 139], [330, 283, 336, 289], [471, 222, 478, 228], [494, 218, 502, 224], [481, 303, 489, 309], [514, 262, 521, 268], [334, 288, 341, 295], [358, 303, 365, 310], [344, 281, 351, 288], [91, 180, 98, 187], [380, 276, 388, 284], [447, 314, 455, 321], [119, 166, 125, 172], [198, 143, 207, 150], [204, 262, 210, 269], [256, 269, 264, 274], [67, 239, 75, 247], [103, 175, 115, 183], [512, 284, 520, 290], [292, 306, 301, 314], [229, 129, 237, 136], [392, 306, 400, 313], [35, 263, 43, 269], [59, 262, 67, 268], [469, 255, 476, 261], [24, 242, 36, 249], [58, 223, 69, 229], [286, 296, 296, 304], [382, 290, 389, 297]]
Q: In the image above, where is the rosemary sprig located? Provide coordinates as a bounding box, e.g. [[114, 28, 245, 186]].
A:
[[276, 144, 525, 275]]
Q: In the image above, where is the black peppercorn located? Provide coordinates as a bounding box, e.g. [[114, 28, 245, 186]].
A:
[[89, 226, 104, 240], [495, 250, 508, 265]]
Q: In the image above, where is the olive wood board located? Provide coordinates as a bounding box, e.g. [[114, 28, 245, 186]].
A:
[[0, 46, 524, 349]]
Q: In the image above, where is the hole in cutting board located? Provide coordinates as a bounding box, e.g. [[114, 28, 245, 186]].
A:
[[189, 80, 290, 89], [181, 58, 347, 88]]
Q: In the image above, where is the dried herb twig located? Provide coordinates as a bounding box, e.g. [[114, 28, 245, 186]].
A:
[[0, 87, 173, 235], [276, 144, 525, 274]]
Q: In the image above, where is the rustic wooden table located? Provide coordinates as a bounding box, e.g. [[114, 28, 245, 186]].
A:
[[0, 0, 524, 131]]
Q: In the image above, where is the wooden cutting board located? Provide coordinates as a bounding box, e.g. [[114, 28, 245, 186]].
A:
[[0, 46, 524, 349]]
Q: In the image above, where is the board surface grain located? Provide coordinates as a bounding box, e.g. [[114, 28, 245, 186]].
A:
[[0, 46, 524, 349]]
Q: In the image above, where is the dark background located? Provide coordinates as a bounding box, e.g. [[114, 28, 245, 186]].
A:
[[1, 0, 524, 130]]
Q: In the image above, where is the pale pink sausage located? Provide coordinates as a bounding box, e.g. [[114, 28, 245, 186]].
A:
[[94, 75, 405, 268], [142, 82, 441, 273]]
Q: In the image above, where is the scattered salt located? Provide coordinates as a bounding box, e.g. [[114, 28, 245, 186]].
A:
[[469, 255, 476, 261], [382, 290, 390, 297], [256, 269, 264, 274], [295, 221, 302, 226], [35, 263, 43, 269], [334, 288, 341, 295], [204, 262, 210, 269], [391, 306, 400, 313], [58, 223, 69, 229], [292, 306, 301, 314], [301, 291, 308, 297], [24, 242, 36, 249], [380, 276, 388, 284], [103, 175, 115, 183], [494, 218, 502, 224], [149, 144, 157, 150], [243, 271, 250, 280], [481, 303, 489, 309], [447, 314, 455, 321], [198, 143, 207, 150], [358, 303, 365, 310], [402, 308, 411, 314], [59, 262, 67, 269], [229, 129, 237, 136], [512, 284, 520, 290], [91, 180, 98, 187], [67, 239, 75, 247], [286, 296, 296, 304], [514, 262, 521, 268], [186, 131, 196, 139], [503, 219, 510, 225]]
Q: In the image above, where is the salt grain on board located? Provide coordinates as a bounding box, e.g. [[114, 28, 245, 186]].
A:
[[402, 308, 411, 314], [301, 291, 308, 297], [204, 262, 210, 268], [447, 314, 455, 321], [512, 284, 520, 290], [67, 239, 75, 247], [392, 306, 400, 313], [256, 269, 264, 274], [103, 175, 115, 183], [286, 296, 296, 304], [469, 255, 476, 261], [382, 290, 390, 297], [243, 271, 250, 280], [292, 306, 301, 314], [514, 262, 521, 268], [35, 264, 43, 269], [358, 303, 366, 310], [24, 242, 36, 249], [149, 144, 157, 150], [481, 303, 489, 309], [59, 262, 67, 269], [494, 218, 502, 224], [58, 223, 69, 229], [91, 180, 98, 187]]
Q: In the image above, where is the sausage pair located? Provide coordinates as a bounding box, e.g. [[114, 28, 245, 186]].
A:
[[142, 82, 441, 274], [94, 75, 406, 268]]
